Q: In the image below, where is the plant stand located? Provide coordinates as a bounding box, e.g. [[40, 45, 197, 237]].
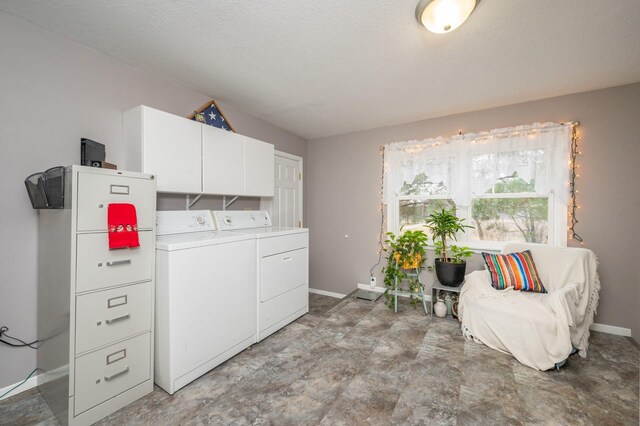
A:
[[431, 280, 465, 319], [392, 268, 429, 315]]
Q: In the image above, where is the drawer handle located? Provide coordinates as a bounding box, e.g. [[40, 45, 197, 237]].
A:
[[110, 184, 130, 195], [105, 313, 130, 324], [282, 256, 292, 262], [104, 366, 129, 381], [106, 259, 131, 267]]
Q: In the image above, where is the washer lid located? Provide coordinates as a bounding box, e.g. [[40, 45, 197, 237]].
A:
[[156, 230, 253, 251]]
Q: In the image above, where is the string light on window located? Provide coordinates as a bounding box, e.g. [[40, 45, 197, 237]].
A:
[[568, 122, 584, 244], [369, 146, 387, 278]]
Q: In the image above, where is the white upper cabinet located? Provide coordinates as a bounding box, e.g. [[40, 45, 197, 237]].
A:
[[202, 125, 244, 195], [244, 136, 275, 197], [124, 106, 202, 193], [123, 105, 274, 197]]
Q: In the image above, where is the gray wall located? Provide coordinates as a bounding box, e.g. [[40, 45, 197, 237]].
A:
[[0, 11, 306, 389], [307, 83, 640, 339]]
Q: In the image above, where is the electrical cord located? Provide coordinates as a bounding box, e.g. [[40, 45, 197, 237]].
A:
[[0, 368, 39, 400], [0, 326, 39, 349], [369, 146, 386, 277]]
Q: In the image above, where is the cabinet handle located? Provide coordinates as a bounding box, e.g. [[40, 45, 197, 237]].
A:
[[104, 366, 129, 381], [106, 259, 131, 266], [105, 313, 130, 324], [282, 256, 292, 262]]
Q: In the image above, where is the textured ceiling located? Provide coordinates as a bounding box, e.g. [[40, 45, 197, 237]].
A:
[[1, 0, 640, 139]]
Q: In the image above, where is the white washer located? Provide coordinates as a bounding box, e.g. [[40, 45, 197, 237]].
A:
[[154, 210, 257, 395], [212, 211, 309, 341]]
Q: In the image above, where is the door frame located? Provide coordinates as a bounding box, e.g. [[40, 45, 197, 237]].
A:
[[260, 150, 304, 227]]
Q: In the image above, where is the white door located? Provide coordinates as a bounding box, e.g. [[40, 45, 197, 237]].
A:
[[261, 151, 303, 227]]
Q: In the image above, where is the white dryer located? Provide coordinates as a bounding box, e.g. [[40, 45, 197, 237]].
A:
[[154, 210, 257, 394], [212, 211, 309, 341]]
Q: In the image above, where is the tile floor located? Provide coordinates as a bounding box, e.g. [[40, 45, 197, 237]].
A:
[[1, 292, 638, 425]]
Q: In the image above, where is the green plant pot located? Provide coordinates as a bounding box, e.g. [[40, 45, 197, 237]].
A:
[[435, 258, 466, 287]]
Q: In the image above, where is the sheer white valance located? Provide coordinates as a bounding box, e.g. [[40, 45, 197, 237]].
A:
[[383, 122, 572, 208]]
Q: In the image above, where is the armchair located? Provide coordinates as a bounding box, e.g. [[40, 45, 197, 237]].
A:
[[458, 242, 600, 371]]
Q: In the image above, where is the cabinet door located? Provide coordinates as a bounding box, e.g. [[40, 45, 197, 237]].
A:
[[142, 107, 202, 193], [202, 125, 244, 195], [244, 136, 274, 196]]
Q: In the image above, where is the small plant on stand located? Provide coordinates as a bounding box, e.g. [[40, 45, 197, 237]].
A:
[[382, 228, 428, 310]]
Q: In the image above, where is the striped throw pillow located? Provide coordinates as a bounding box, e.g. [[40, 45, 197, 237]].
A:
[[482, 250, 547, 293]]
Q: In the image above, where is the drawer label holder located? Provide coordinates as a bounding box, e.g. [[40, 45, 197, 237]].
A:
[[106, 348, 127, 365], [107, 295, 128, 308], [110, 184, 130, 195]]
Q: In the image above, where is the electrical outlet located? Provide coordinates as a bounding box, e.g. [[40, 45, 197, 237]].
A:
[[369, 276, 377, 289]]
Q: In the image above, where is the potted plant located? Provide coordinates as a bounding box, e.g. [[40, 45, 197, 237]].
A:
[[425, 208, 474, 287], [382, 228, 428, 310]]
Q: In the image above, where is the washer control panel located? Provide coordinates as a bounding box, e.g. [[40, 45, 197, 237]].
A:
[[156, 210, 215, 236], [212, 210, 272, 231]]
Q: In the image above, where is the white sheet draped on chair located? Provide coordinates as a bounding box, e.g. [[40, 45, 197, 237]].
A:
[[459, 242, 600, 371]]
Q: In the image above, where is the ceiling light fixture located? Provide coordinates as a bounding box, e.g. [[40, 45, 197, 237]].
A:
[[415, 0, 479, 34]]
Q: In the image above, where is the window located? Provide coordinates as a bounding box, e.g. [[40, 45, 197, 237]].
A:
[[384, 123, 571, 249]]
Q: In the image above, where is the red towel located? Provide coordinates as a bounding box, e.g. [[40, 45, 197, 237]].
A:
[[108, 203, 140, 249]]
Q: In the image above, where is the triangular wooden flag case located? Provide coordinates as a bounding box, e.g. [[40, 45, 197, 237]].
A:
[[189, 100, 236, 132]]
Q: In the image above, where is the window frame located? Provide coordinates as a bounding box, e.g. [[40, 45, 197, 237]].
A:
[[390, 176, 566, 253]]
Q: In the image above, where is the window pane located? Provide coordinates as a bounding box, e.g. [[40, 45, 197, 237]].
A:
[[471, 149, 546, 195], [470, 197, 549, 243], [399, 199, 455, 232]]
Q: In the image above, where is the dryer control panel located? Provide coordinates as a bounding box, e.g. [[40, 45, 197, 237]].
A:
[[212, 210, 272, 231]]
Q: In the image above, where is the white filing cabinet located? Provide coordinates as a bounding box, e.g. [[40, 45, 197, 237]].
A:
[[37, 166, 156, 426]]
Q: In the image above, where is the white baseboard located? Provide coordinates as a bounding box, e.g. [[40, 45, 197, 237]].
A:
[[590, 323, 632, 337], [0, 372, 39, 401], [308, 288, 346, 299], [357, 283, 433, 301], [354, 283, 631, 337]]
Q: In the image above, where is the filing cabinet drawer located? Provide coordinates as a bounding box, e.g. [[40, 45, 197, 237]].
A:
[[76, 172, 156, 232], [74, 333, 151, 415], [76, 282, 152, 354], [259, 232, 308, 257], [76, 231, 153, 293], [260, 248, 308, 302]]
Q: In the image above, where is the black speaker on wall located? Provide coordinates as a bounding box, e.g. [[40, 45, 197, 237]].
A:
[[80, 138, 106, 167]]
